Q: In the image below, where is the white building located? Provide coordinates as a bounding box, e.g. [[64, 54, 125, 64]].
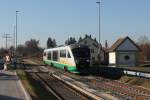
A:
[[108, 36, 140, 67], [78, 35, 104, 65]]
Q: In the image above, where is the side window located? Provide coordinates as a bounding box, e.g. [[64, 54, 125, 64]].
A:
[[68, 51, 71, 58], [47, 52, 51, 60], [60, 50, 66, 58], [53, 51, 58, 61]]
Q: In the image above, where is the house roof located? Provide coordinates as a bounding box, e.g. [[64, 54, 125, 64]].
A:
[[78, 35, 100, 48], [108, 36, 141, 52]]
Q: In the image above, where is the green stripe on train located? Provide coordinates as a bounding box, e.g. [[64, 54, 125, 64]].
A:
[[44, 60, 79, 73]]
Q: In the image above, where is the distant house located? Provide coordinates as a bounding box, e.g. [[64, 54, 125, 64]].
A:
[[78, 35, 104, 65], [108, 36, 140, 67]]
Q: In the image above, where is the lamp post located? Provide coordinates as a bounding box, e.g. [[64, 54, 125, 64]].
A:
[[14, 11, 19, 68], [96, 0, 101, 65], [16, 11, 19, 50], [96, 1, 100, 45]]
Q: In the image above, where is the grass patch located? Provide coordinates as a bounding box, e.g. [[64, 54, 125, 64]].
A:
[[16, 70, 58, 100], [140, 64, 150, 67], [17, 70, 37, 99]]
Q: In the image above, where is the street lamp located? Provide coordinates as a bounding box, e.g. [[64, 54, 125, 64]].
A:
[[96, 0, 101, 65], [96, 1, 100, 44], [16, 11, 19, 49]]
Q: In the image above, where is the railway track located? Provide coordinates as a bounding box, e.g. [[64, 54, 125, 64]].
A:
[[25, 67, 93, 100], [67, 74, 150, 100], [22, 59, 150, 100], [44, 66, 150, 100]]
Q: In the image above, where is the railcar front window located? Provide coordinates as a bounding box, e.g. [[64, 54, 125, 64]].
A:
[[68, 51, 71, 58], [72, 48, 90, 58]]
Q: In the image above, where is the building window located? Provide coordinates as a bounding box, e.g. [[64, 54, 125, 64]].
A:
[[124, 55, 130, 61], [84, 41, 87, 44], [97, 54, 100, 59], [92, 43, 98, 48], [92, 57, 95, 61], [91, 49, 94, 53]]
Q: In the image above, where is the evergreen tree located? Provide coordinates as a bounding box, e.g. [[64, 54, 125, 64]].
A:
[[78, 37, 82, 42], [65, 37, 77, 45], [47, 37, 57, 48], [47, 37, 53, 48], [52, 39, 57, 47]]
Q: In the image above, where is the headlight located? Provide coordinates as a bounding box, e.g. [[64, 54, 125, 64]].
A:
[[75, 60, 79, 63]]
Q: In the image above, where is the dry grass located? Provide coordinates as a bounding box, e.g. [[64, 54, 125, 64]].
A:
[[17, 70, 37, 99], [119, 75, 150, 89]]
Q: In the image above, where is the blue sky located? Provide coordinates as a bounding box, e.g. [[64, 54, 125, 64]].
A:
[[0, 0, 150, 48]]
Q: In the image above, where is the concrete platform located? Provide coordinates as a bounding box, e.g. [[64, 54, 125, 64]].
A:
[[0, 70, 30, 100]]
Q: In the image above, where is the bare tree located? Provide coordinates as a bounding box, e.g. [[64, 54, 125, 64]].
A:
[[137, 36, 150, 60], [137, 36, 150, 45], [16, 45, 26, 56], [25, 39, 40, 56], [0, 48, 6, 58]]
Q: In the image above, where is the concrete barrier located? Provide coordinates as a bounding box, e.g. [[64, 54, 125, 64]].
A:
[[124, 70, 150, 78]]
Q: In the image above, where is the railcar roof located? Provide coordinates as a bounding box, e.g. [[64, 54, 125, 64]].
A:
[[44, 44, 89, 52], [44, 46, 70, 52]]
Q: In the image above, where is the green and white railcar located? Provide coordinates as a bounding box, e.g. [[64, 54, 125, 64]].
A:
[[43, 44, 90, 73]]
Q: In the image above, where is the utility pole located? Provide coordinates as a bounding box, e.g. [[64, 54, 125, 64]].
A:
[[2, 34, 11, 49], [12, 25, 16, 56], [13, 25, 16, 49]]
